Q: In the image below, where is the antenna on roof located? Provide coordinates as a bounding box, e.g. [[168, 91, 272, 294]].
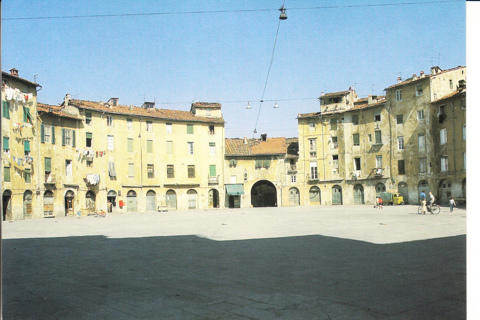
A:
[[371, 84, 375, 95]]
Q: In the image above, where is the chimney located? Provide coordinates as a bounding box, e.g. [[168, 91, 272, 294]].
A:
[[368, 95, 377, 105], [412, 73, 417, 80], [142, 101, 155, 109], [261, 133, 267, 142], [108, 98, 118, 107], [397, 77, 402, 83], [244, 137, 248, 145], [420, 71, 425, 77], [9, 68, 18, 77], [64, 93, 71, 108], [431, 66, 441, 75]]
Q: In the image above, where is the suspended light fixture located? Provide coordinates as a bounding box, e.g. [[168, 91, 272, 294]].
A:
[[279, 5, 287, 20], [246, 101, 252, 109], [274, 101, 279, 108]]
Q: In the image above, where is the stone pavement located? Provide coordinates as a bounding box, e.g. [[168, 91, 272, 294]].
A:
[[2, 205, 467, 319]]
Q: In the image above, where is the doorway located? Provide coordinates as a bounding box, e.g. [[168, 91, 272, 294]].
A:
[[251, 180, 277, 207], [3, 190, 12, 221], [353, 184, 364, 205], [64, 190, 75, 216], [209, 189, 219, 208], [332, 185, 343, 205]]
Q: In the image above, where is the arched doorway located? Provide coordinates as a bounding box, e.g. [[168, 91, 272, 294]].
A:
[[289, 187, 300, 206], [127, 190, 138, 212], [332, 185, 343, 205], [375, 183, 386, 195], [166, 190, 177, 210], [251, 180, 277, 207], [107, 190, 117, 213], [353, 184, 364, 205], [85, 191, 96, 213], [44, 191, 54, 217], [398, 182, 408, 204], [3, 190, 12, 221], [309, 186, 321, 205], [208, 189, 219, 208], [418, 180, 430, 203], [23, 191, 33, 218], [438, 180, 452, 204], [146, 190, 156, 211], [65, 190, 75, 216], [187, 189, 198, 209]]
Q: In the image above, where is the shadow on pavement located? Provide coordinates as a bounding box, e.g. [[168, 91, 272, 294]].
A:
[[3, 234, 466, 319]]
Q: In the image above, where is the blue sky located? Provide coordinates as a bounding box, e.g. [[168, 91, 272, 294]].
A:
[[2, 0, 465, 138]]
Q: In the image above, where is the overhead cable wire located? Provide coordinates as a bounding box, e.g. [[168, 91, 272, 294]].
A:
[[2, 0, 461, 21]]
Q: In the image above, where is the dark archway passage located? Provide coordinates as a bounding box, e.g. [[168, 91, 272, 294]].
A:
[[251, 180, 277, 207]]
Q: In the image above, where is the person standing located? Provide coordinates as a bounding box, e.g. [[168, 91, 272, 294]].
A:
[[378, 197, 383, 209], [420, 190, 427, 214], [449, 197, 456, 212], [429, 192, 435, 213]]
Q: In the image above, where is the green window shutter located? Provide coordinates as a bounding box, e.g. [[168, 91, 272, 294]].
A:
[[23, 107, 28, 122], [45, 157, 52, 172], [147, 140, 153, 153], [353, 134, 360, 146], [4, 167, 11, 182], [62, 128, 66, 145], [209, 165, 216, 177], [72, 130, 76, 147], [2, 101, 9, 119], [24, 140, 30, 152], [3, 137, 9, 150], [41, 124, 45, 143], [51, 126, 55, 144], [264, 159, 271, 168], [187, 124, 194, 134]]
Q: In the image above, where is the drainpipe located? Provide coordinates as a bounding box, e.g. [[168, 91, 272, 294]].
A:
[[451, 101, 456, 181]]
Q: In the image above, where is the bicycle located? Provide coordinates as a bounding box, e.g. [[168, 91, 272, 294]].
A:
[[417, 204, 440, 215]]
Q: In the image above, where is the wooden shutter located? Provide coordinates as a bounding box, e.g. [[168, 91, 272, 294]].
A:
[[41, 124, 45, 143], [52, 126, 56, 144]]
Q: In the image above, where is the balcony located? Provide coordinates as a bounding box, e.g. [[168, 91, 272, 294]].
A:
[[44, 174, 56, 185], [351, 171, 361, 180], [373, 168, 383, 177], [287, 164, 297, 174], [208, 175, 219, 185]]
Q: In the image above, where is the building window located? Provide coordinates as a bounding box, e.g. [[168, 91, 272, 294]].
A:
[[166, 123, 173, 133], [65, 160, 72, 177], [24, 168, 31, 183], [375, 130, 382, 144], [45, 157, 52, 174], [291, 175, 297, 183], [107, 135, 114, 151], [396, 114, 403, 124], [255, 159, 271, 169], [332, 155, 339, 168], [188, 165, 195, 178], [187, 142, 194, 155], [310, 161, 318, 180], [440, 128, 447, 145], [187, 124, 194, 134], [2, 101, 10, 119], [330, 118, 337, 130], [209, 165, 217, 178], [209, 142, 216, 156], [107, 115, 113, 127], [398, 160, 405, 175], [352, 115, 359, 125], [146, 121, 153, 132], [418, 133, 426, 150], [147, 140, 153, 153], [374, 111, 381, 122], [209, 125, 215, 134], [417, 110, 424, 120], [128, 163, 135, 177], [441, 156, 448, 172], [167, 165, 174, 178], [85, 112, 92, 124], [3, 137, 9, 154], [62, 128, 75, 147], [354, 157, 361, 171], [229, 159, 237, 168], [4, 167, 10, 182], [419, 158, 427, 173], [128, 138, 134, 152], [147, 164, 154, 178], [353, 134, 360, 146], [463, 125, 466, 141], [416, 83, 423, 96], [395, 90, 402, 101], [127, 118, 133, 130], [397, 136, 404, 150], [24, 139, 31, 156], [309, 121, 316, 132], [86, 132, 92, 148], [331, 136, 338, 148], [376, 155, 383, 168], [23, 106, 32, 123], [166, 141, 173, 154], [449, 79, 453, 89]]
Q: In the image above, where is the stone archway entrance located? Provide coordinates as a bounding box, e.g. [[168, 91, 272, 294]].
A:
[[332, 185, 343, 205], [65, 190, 75, 216], [353, 184, 364, 205], [288, 187, 300, 206], [251, 180, 277, 207], [398, 182, 408, 204], [209, 189, 219, 208], [3, 190, 12, 221]]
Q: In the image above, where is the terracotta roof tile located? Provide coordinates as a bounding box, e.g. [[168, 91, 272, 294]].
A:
[[37, 103, 82, 120], [431, 88, 466, 103], [67, 99, 225, 124], [226, 137, 292, 156], [385, 66, 465, 90], [192, 102, 221, 109], [320, 90, 352, 98]]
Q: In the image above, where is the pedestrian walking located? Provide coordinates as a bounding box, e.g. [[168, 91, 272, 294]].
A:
[[378, 197, 383, 209], [375, 196, 379, 209], [449, 197, 456, 212]]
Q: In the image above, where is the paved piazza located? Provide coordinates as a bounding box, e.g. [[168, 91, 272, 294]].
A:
[[3, 205, 467, 319]]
